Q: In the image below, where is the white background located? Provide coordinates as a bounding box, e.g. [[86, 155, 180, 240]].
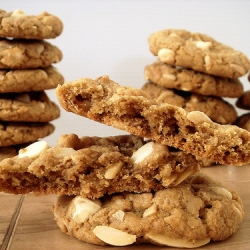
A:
[[1, 0, 250, 145]]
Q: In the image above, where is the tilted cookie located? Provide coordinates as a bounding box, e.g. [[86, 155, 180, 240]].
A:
[[145, 61, 244, 97], [148, 29, 250, 78], [0, 122, 54, 146], [52, 172, 244, 247], [0, 39, 62, 69], [56, 75, 250, 166], [0, 134, 200, 197], [0, 66, 64, 93], [0, 91, 60, 122], [0, 9, 63, 39], [142, 82, 237, 124], [236, 90, 250, 110], [235, 113, 250, 132]]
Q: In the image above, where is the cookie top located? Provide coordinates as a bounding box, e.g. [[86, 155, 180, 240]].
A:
[[0, 91, 60, 122], [235, 113, 250, 132], [0, 66, 64, 93], [0, 9, 63, 39], [52, 172, 243, 247], [0, 122, 54, 146], [0, 39, 62, 69], [141, 82, 237, 124], [0, 134, 200, 197], [145, 61, 244, 97], [56, 75, 250, 166], [236, 90, 250, 110], [148, 29, 250, 78]]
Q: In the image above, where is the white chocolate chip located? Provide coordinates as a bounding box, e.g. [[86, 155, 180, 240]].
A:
[[187, 111, 212, 124], [131, 141, 154, 164], [162, 73, 177, 80], [195, 41, 212, 51], [230, 64, 245, 76], [93, 226, 136, 246], [18, 141, 49, 159], [112, 210, 125, 222], [146, 233, 210, 247], [15, 93, 30, 103], [104, 162, 122, 179], [158, 48, 175, 64], [11, 9, 26, 17], [143, 204, 157, 218], [53, 147, 76, 158], [174, 169, 195, 186], [204, 55, 212, 70], [73, 196, 101, 223], [210, 187, 232, 199]]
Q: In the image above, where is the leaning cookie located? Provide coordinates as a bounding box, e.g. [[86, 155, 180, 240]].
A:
[[0, 66, 64, 93], [0, 134, 200, 197], [52, 172, 243, 247], [148, 29, 250, 78], [145, 61, 244, 97], [56, 75, 250, 166], [0, 9, 63, 39], [236, 90, 250, 110], [0, 122, 54, 146], [141, 82, 237, 124], [0, 39, 62, 69], [0, 91, 60, 122]]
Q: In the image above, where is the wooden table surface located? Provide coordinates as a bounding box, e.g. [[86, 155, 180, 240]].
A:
[[0, 164, 249, 250]]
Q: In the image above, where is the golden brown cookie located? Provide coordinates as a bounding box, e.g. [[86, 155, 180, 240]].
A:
[[0, 91, 60, 122], [148, 29, 250, 78], [56, 75, 250, 166], [0, 9, 63, 39], [145, 61, 244, 97], [52, 173, 244, 247], [236, 90, 250, 110], [0, 39, 62, 69], [0, 122, 54, 146], [0, 66, 64, 93], [141, 82, 237, 124], [0, 134, 200, 197]]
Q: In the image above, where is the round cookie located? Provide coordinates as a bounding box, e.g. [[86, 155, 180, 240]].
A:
[[235, 113, 250, 132], [145, 61, 244, 98], [0, 9, 63, 39], [0, 66, 64, 93], [236, 90, 250, 110], [141, 82, 238, 124], [0, 122, 54, 146], [53, 173, 244, 247], [0, 91, 60, 122], [0, 39, 62, 69], [148, 29, 250, 78]]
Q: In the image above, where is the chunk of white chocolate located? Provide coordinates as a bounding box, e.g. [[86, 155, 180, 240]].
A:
[[93, 226, 136, 246], [112, 210, 125, 222], [54, 147, 76, 158], [18, 141, 49, 159], [195, 41, 212, 51], [11, 9, 26, 17], [146, 233, 210, 248], [187, 111, 212, 125], [143, 204, 157, 218], [73, 197, 101, 223], [158, 48, 175, 64], [210, 187, 232, 200], [131, 141, 154, 164], [104, 162, 122, 179]]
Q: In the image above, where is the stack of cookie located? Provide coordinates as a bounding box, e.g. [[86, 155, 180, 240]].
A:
[[142, 29, 250, 127], [0, 9, 64, 160]]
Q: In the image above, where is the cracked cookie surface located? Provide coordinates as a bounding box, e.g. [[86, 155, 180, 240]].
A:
[[0, 9, 63, 39], [148, 29, 250, 78], [141, 81, 237, 124], [145, 60, 244, 97], [52, 172, 244, 247], [0, 134, 200, 197], [56, 75, 250, 166]]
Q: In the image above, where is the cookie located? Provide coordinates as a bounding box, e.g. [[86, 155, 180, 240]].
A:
[[0, 91, 60, 122], [0, 134, 200, 197], [235, 113, 250, 132], [0, 39, 62, 69], [0, 122, 54, 146], [52, 172, 244, 247], [148, 29, 250, 78], [56, 75, 250, 166], [144, 61, 244, 97], [236, 90, 250, 110], [141, 82, 237, 124], [0, 66, 64, 93], [0, 9, 63, 39]]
